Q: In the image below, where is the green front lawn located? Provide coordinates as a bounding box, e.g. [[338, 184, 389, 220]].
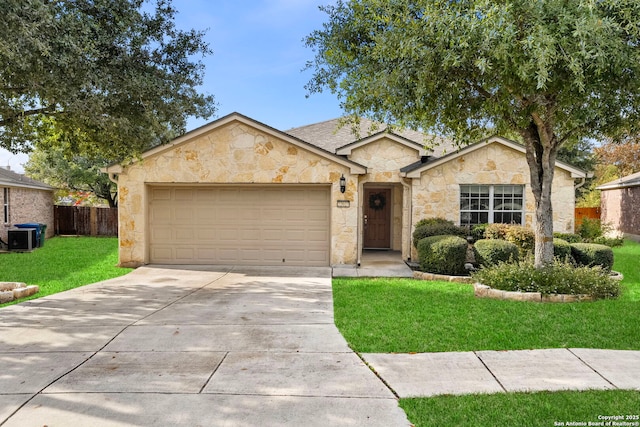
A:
[[333, 240, 640, 353], [0, 236, 132, 307], [334, 240, 640, 427]]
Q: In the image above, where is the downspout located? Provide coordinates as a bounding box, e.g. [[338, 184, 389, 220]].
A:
[[574, 177, 587, 191], [107, 173, 118, 185], [401, 177, 412, 261]]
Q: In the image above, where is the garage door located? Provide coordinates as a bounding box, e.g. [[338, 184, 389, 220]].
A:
[[148, 186, 330, 266]]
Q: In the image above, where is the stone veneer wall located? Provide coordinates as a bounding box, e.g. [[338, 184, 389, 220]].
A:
[[410, 142, 576, 259], [1, 187, 54, 242], [116, 120, 358, 267], [350, 137, 421, 257]]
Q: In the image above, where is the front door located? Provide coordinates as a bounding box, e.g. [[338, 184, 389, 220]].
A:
[[363, 188, 391, 248]]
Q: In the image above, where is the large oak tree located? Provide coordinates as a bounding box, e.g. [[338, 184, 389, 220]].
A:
[[0, 0, 215, 159], [305, 0, 640, 267]]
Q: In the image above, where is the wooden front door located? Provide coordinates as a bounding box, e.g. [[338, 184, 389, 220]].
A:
[[363, 188, 391, 248]]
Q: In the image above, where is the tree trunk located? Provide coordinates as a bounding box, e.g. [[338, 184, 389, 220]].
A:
[[521, 121, 558, 268]]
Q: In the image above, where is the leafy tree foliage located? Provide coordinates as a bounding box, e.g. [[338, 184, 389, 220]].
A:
[[25, 144, 117, 207], [0, 0, 215, 159], [306, 0, 640, 267], [595, 140, 640, 178], [576, 140, 640, 207]]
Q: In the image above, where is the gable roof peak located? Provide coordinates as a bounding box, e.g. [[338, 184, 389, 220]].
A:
[[285, 116, 454, 156]]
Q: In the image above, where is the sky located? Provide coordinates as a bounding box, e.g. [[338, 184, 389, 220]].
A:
[[1, 0, 341, 174]]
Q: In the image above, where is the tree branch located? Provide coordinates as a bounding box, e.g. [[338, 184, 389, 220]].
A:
[[0, 106, 57, 126]]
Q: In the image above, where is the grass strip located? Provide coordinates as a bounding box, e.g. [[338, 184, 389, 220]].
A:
[[400, 390, 640, 427], [0, 236, 131, 307]]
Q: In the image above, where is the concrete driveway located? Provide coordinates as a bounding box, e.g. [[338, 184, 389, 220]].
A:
[[0, 266, 410, 426]]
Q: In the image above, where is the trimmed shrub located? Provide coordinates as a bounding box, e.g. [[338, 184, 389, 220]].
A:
[[417, 235, 468, 276], [485, 223, 534, 257], [473, 239, 519, 266], [570, 243, 614, 270], [484, 223, 510, 240], [553, 238, 572, 261], [553, 232, 583, 243], [412, 223, 468, 248], [414, 217, 455, 229], [504, 225, 535, 257], [470, 223, 489, 242], [472, 260, 620, 299], [593, 236, 625, 247]]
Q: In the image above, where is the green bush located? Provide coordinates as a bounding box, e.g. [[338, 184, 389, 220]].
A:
[[473, 239, 519, 266], [417, 235, 468, 276], [412, 223, 468, 248], [485, 223, 534, 257], [553, 232, 583, 243], [553, 238, 573, 261], [577, 218, 608, 241], [571, 243, 615, 270], [593, 236, 625, 247], [484, 223, 510, 240], [472, 260, 620, 299], [470, 223, 488, 242], [504, 225, 535, 257], [414, 217, 455, 228]]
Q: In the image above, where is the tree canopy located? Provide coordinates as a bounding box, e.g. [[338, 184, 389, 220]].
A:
[[25, 141, 117, 208], [306, 0, 640, 266], [0, 0, 216, 159]]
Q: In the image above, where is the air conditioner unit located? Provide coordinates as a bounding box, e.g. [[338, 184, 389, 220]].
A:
[[8, 228, 37, 251]]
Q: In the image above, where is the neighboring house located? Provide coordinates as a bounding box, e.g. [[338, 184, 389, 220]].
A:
[[598, 171, 640, 241], [104, 112, 588, 268], [0, 166, 55, 243]]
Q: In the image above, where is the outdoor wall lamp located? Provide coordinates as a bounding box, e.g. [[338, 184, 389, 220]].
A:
[[340, 175, 346, 193]]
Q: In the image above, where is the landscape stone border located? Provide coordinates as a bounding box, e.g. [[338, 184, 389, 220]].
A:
[[412, 271, 474, 284], [0, 282, 39, 303], [413, 271, 594, 303], [474, 283, 593, 303], [413, 270, 622, 303]]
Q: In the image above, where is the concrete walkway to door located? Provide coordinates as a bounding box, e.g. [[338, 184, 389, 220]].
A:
[[0, 266, 410, 427], [332, 250, 414, 277]]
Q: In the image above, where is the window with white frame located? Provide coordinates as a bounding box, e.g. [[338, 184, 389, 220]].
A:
[[3, 188, 8, 224], [459, 184, 524, 226]]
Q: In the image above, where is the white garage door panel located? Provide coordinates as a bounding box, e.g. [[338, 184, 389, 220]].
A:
[[148, 186, 330, 266]]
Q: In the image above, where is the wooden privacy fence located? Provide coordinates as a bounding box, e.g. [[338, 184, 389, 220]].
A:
[[54, 206, 118, 236], [575, 207, 601, 230]]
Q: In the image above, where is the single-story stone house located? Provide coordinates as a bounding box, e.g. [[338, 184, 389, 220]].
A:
[[598, 171, 640, 241], [104, 112, 588, 268], [0, 166, 55, 244]]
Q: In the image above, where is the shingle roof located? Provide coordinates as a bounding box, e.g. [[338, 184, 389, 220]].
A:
[[597, 170, 640, 190], [285, 117, 456, 157], [0, 167, 54, 191]]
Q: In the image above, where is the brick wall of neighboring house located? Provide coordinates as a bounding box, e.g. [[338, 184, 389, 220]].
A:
[[601, 186, 640, 240], [1, 187, 55, 243]]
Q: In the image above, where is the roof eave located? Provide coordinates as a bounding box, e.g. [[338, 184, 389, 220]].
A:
[[404, 136, 589, 179]]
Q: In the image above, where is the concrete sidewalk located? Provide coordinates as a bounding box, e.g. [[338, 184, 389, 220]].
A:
[[363, 348, 640, 398], [0, 266, 410, 427]]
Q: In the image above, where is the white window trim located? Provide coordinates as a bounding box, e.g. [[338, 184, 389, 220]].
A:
[[460, 184, 525, 226], [3, 188, 9, 224]]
